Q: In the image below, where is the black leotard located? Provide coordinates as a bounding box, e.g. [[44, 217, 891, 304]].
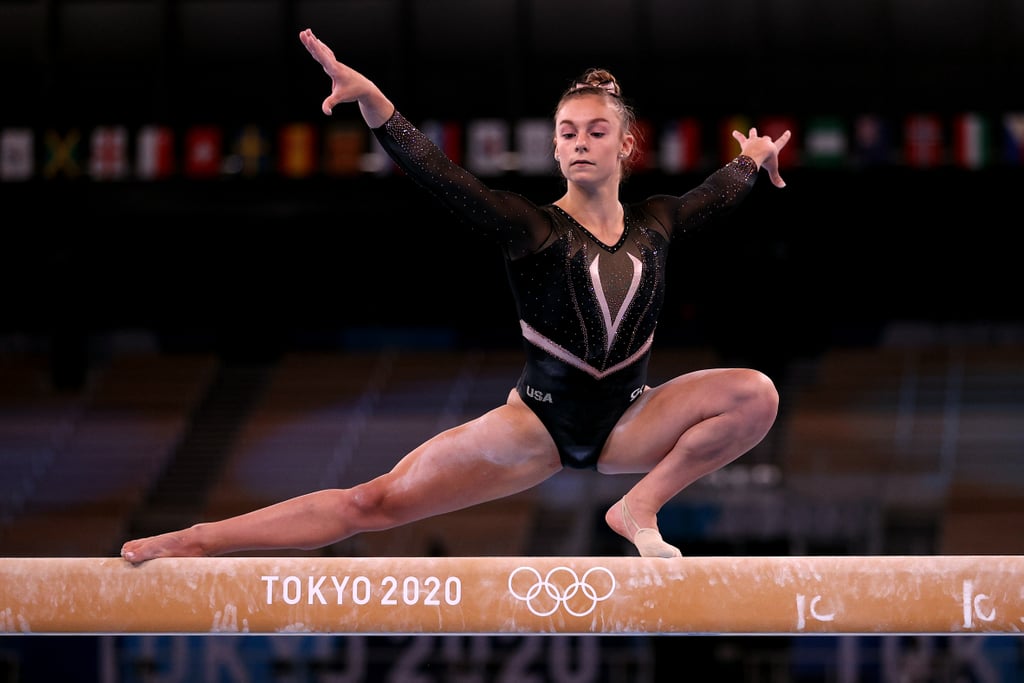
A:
[[373, 111, 759, 469]]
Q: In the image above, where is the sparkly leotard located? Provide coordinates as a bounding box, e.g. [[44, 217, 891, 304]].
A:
[[373, 111, 758, 469]]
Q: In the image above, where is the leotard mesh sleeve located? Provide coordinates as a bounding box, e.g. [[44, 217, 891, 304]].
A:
[[639, 155, 760, 239], [372, 111, 552, 258]]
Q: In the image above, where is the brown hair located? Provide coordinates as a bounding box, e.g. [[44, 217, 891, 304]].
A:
[[555, 68, 640, 178]]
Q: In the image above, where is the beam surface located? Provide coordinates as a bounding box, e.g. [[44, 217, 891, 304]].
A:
[[2, 556, 1022, 635]]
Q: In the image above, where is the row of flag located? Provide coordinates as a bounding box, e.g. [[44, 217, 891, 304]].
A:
[[2, 112, 1023, 183]]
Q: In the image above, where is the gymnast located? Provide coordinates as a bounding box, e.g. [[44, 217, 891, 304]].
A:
[[121, 28, 791, 564]]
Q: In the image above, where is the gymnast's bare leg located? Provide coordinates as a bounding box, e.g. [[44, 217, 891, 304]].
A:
[[121, 390, 562, 563], [600, 367, 779, 557]]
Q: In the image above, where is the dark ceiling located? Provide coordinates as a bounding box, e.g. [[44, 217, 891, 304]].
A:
[[2, 0, 1021, 122]]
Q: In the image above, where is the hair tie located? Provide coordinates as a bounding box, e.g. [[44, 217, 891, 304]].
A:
[[572, 80, 620, 97]]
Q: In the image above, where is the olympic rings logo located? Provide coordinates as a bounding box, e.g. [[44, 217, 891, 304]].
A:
[[507, 565, 616, 617]]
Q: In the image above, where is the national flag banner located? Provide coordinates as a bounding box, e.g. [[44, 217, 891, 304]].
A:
[[804, 117, 848, 167], [0, 128, 34, 181], [515, 118, 555, 175], [758, 115, 798, 167], [903, 114, 943, 168], [422, 119, 463, 166], [184, 125, 223, 178], [42, 129, 83, 179], [278, 123, 317, 178], [719, 115, 751, 164], [88, 126, 129, 180], [659, 118, 701, 173], [951, 113, 989, 170], [1002, 112, 1024, 165], [466, 119, 509, 176], [853, 114, 893, 166], [227, 124, 270, 177], [135, 125, 175, 180], [322, 123, 367, 176]]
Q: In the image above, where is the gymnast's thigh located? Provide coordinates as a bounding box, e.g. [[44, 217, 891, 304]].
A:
[[596, 369, 729, 473], [382, 389, 563, 505]]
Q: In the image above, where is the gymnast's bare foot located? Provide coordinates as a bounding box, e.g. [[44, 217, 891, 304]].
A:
[[605, 497, 682, 559], [121, 528, 206, 564]]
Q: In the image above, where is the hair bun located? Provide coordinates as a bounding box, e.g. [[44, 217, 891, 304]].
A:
[[571, 68, 621, 97]]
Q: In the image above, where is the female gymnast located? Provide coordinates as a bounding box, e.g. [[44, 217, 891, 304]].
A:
[[121, 28, 791, 563]]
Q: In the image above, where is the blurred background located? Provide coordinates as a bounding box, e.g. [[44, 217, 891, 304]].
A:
[[1, 0, 1023, 681]]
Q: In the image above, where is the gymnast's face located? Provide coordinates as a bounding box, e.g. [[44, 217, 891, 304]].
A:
[[554, 94, 633, 185]]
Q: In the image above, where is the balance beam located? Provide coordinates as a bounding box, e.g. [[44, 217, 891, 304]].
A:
[[2, 556, 1022, 635]]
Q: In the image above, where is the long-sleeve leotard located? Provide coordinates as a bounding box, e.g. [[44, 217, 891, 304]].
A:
[[372, 111, 759, 468]]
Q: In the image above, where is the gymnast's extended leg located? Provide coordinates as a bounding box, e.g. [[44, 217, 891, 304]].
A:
[[122, 390, 561, 563]]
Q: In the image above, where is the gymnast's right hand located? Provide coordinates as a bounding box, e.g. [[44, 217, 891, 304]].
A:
[[298, 28, 394, 126]]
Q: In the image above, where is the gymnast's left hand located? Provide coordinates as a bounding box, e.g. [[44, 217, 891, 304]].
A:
[[732, 127, 791, 188]]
